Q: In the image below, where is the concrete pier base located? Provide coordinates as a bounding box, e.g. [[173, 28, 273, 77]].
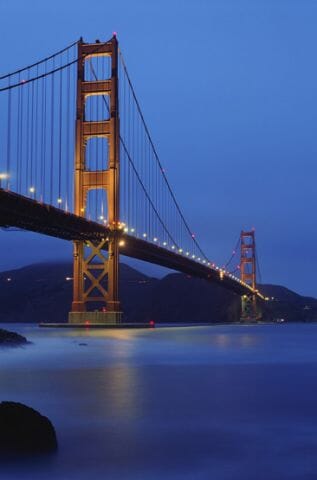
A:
[[68, 311, 123, 325], [39, 322, 151, 329]]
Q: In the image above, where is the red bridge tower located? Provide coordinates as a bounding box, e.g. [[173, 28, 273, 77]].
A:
[[68, 36, 121, 325], [240, 230, 260, 321]]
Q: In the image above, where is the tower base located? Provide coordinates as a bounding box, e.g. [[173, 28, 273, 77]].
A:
[[68, 311, 122, 325], [239, 315, 260, 323], [240, 294, 261, 323]]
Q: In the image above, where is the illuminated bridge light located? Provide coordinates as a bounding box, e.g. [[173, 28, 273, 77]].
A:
[[143, 233, 147, 238], [171, 245, 175, 250], [57, 198, 62, 204], [153, 237, 158, 242], [219, 270, 224, 280], [179, 248, 183, 253], [99, 215, 104, 220], [124, 227, 128, 232], [130, 228, 135, 233], [163, 242, 167, 246], [186, 251, 190, 256], [119, 240, 125, 247], [192, 254, 196, 259], [29, 187, 35, 193]]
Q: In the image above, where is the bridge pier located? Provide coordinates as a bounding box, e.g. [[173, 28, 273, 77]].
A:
[[68, 311, 122, 325], [240, 294, 260, 322]]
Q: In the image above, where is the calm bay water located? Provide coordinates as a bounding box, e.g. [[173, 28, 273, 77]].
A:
[[1, 323, 317, 479]]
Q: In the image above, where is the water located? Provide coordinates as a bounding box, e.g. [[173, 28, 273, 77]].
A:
[[1, 323, 317, 479]]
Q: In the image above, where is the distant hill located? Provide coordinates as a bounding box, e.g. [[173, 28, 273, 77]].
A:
[[0, 262, 316, 324], [258, 284, 317, 322]]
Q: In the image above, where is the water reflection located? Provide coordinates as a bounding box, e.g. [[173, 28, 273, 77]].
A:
[[211, 333, 259, 348], [2, 324, 317, 479], [101, 366, 141, 419]]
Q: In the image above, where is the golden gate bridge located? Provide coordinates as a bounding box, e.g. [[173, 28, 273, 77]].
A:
[[0, 35, 266, 325]]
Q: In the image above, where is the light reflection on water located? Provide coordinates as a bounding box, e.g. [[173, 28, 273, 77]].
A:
[[1, 323, 317, 479]]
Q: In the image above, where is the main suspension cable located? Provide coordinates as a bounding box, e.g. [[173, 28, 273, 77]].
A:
[[118, 49, 208, 260]]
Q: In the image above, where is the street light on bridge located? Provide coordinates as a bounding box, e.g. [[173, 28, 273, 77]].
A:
[[0, 173, 9, 188]]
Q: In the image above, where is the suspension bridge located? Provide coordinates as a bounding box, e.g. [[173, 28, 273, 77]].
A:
[[0, 35, 266, 325]]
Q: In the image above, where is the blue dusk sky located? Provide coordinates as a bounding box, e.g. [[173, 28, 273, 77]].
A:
[[1, 0, 317, 296]]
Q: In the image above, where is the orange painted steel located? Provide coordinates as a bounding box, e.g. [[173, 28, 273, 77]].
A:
[[71, 37, 120, 315]]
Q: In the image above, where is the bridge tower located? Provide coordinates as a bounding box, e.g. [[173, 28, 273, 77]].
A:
[[240, 230, 260, 322], [68, 36, 122, 324]]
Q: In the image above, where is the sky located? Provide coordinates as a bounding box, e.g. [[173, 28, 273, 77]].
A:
[[1, 0, 317, 296]]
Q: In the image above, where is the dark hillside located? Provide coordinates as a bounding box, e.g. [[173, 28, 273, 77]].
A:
[[0, 263, 316, 323]]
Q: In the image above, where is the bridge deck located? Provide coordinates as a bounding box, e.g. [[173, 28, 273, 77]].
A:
[[0, 189, 263, 298]]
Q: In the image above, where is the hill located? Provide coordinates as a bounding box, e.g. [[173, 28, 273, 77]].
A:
[[0, 262, 316, 323]]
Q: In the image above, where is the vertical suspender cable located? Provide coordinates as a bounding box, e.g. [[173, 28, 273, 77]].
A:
[[58, 63, 63, 204], [66, 50, 70, 211], [16, 73, 22, 194], [6, 77, 11, 190], [26, 69, 30, 195], [35, 65, 39, 196], [30, 78, 34, 192], [50, 57, 55, 205]]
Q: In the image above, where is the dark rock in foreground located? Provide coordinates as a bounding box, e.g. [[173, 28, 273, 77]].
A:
[[0, 328, 27, 346], [0, 402, 57, 455]]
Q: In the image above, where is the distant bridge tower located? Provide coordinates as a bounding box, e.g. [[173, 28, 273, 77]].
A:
[[69, 36, 122, 324], [240, 230, 260, 321]]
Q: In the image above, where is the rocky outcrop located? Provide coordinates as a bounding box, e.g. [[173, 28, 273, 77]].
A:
[[0, 328, 27, 346], [0, 402, 57, 455]]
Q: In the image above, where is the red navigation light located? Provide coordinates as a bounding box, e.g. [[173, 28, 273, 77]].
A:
[[149, 320, 155, 327], [113, 31, 117, 37], [85, 321, 90, 327]]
